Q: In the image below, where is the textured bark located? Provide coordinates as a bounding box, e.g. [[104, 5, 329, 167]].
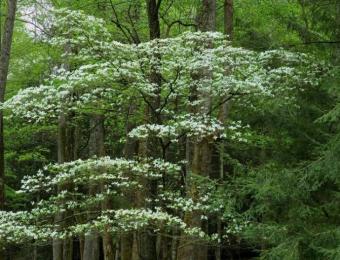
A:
[[197, 0, 216, 32], [83, 230, 100, 260], [334, 2, 340, 63], [135, 125, 158, 260], [216, 3, 234, 258], [132, 1, 162, 259], [102, 233, 115, 260], [83, 115, 112, 260], [79, 237, 85, 260], [146, 0, 161, 39], [121, 103, 138, 260], [0, 0, 17, 210], [224, 0, 233, 39], [63, 239, 73, 260], [82, 116, 102, 260], [178, 140, 211, 260], [53, 115, 66, 260], [121, 233, 134, 260], [53, 114, 76, 260]]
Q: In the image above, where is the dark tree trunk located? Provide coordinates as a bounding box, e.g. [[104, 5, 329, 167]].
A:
[[121, 101, 138, 260], [224, 0, 233, 39], [215, 3, 234, 259], [197, 0, 216, 32], [53, 114, 76, 260], [146, 0, 161, 39], [83, 115, 102, 260], [83, 114, 115, 260], [133, 1, 163, 259], [0, 0, 17, 210], [178, 1, 216, 260], [334, 2, 340, 63]]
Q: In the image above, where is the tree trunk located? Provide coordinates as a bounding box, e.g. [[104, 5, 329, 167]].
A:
[[0, 0, 17, 210], [53, 114, 75, 260], [334, 2, 340, 63], [197, 0, 216, 32], [83, 114, 114, 260], [82, 116, 101, 260], [132, 1, 162, 259], [146, 0, 161, 40], [224, 0, 233, 39], [98, 120, 115, 260], [83, 231, 100, 260], [121, 102, 138, 260], [216, 2, 234, 259], [178, 1, 216, 260], [53, 115, 66, 260]]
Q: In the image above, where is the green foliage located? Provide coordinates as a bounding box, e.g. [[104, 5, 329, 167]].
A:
[[1, 0, 339, 259]]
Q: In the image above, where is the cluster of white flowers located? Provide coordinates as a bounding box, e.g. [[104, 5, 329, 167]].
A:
[[0, 206, 243, 245], [0, 151, 251, 245], [129, 114, 225, 141], [19, 156, 181, 194], [2, 9, 322, 123], [129, 115, 252, 143], [0, 211, 54, 246]]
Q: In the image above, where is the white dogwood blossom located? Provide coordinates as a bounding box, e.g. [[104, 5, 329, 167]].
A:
[[2, 10, 322, 122]]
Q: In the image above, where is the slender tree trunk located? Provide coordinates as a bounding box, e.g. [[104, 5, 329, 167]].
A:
[[53, 32, 75, 259], [79, 237, 85, 260], [132, 1, 162, 259], [334, 2, 340, 63], [135, 106, 159, 260], [121, 101, 138, 260], [216, 3, 234, 259], [146, 0, 161, 40], [197, 0, 216, 32], [83, 230, 100, 260], [63, 123, 75, 260], [54, 114, 75, 260], [178, 1, 216, 259], [83, 114, 112, 260], [0, 0, 17, 210], [53, 115, 66, 260], [224, 0, 233, 39], [220, 1, 234, 258], [82, 116, 101, 260], [97, 115, 115, 260]]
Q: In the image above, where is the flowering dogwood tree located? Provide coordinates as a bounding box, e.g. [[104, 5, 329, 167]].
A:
[[0, 8, 327, 252]]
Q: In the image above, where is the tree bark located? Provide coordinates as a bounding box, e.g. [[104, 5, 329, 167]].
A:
[[146, 0, 161, 39], [53, 114, 76, 260], [132, 1, 162, 259], [334, 1, 340, 63], [216, 3, 234, 259], [83, 114, 115, 260], [178, 1, 216, 260], [224, 0, 233, 40], [121, 102, 138, 260], [197, 0, 216, 32], [83, 115, 101, 260], [0, 0, 17, 210]]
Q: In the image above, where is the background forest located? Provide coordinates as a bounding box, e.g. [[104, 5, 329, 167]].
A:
[[0, 0, 339, 259]]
